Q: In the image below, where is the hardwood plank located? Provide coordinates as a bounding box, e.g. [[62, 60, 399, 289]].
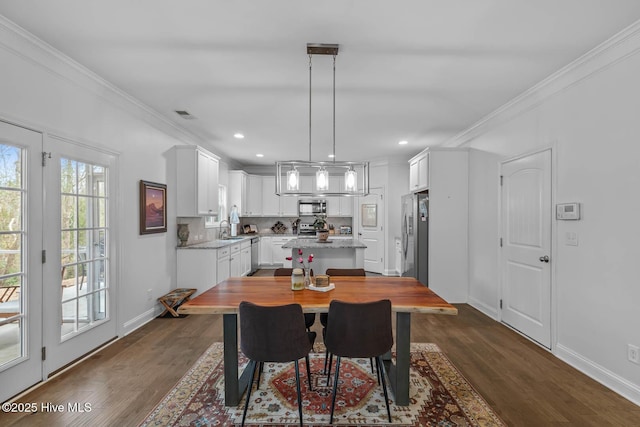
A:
[[1, 304, 639, 426]]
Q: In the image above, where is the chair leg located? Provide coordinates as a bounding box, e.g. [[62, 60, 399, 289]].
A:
[[326, 352, 334, 385], [323, 349, 329, 374], [241, 360, 257, 427], [305, 355, 313, 391], [376, 356, 392, 423], [256, 361, 264, 389], [294, 360, 304, 427], [374, 357, 381, 385], [329, 356, 341, 424]]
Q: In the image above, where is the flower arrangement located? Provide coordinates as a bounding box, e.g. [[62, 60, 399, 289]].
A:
[[286, 248, 314, 270]]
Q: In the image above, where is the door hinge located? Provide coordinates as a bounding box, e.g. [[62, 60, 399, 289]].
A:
[[499, 299, 503, 309], [42, 249, 46, 263], [499, 238, 503, 247], [500, 175, 503, 186], [42, 346, 46, 361], [42, 151, 51, 167]]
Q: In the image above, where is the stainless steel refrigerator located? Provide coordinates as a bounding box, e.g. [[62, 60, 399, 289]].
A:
[[401, 192, 428, 286]]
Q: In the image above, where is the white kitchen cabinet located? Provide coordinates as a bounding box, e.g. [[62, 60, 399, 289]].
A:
[[326, 176, 353, 216], [217, 246, 230, 284], [176, 146, 219, 217], [259, 236, 272, 266], [246, 174, 263, 216], [240, 241, 251, 276], [408, 152, 429, 192], [280, 194, 298, 216], [177, 249, 217, 295], [229, 170, 248, 216], [271, 236, 294, 267], [229, 243, 242, 277], [261, 176, 279, 216]]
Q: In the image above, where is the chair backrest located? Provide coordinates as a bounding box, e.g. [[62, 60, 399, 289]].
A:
[[325, 268, 366, 276], [324, 299, 393, 358], [273, 268, 294, 276], [239, 301, 312, 363]]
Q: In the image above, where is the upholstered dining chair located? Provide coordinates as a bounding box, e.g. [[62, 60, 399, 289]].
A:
[[239, 301, 313, 427], [324, 299, 394, 424], [321, 268, 367, 374], [274, 268, 317, 345]]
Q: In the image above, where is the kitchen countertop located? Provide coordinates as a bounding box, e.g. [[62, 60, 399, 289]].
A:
[[282, 238, 367, 249], [177, 233, 356, 249], [178, 235, 254, 249]]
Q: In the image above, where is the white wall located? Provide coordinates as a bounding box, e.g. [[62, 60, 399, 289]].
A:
[[0, 18, 206, 335], [453, 24, 640, 404]]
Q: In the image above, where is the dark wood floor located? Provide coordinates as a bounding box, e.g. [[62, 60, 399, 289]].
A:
[[2, 304, 639, 426]]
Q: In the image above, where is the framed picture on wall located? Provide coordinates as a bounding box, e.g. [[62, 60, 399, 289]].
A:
[[140, 180, 167, 234]]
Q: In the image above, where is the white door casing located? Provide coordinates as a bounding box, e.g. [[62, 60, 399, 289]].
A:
[[359, 188, 384, 274], [501, 149, 552, 348]]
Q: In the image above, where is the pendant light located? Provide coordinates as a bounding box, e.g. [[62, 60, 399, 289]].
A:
[[275, 43, 369, 197]]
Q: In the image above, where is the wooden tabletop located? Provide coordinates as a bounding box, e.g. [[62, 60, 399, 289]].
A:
[[177, 276, 457, 315]]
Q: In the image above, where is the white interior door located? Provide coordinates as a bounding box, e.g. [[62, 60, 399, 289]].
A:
[[0, 121, 44, 402], [42, 137, 117, 375], [501, 150, 552, 348], [359, 188, 384, 274]]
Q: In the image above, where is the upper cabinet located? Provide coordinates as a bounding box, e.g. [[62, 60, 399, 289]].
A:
[[229, 170, 248, 216], [176, 146, 219, 217], [409, 152, 429, 192], [327, 176, 353, 216]]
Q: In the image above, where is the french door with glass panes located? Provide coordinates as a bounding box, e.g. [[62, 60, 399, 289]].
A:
[[42, 137, 117, 375], [0, 121, 43, 402]]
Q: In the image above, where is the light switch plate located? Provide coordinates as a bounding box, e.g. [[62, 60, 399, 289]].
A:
[[565, 231, 578, 246]]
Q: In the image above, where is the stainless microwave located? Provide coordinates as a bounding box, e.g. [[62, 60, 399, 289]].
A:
[[298, 199, 326, 216]]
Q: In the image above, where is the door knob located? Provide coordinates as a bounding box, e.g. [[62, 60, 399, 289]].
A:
[[539, 255, 549, 263]]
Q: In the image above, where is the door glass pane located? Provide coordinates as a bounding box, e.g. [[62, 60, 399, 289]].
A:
[[0, 143, 25, 367], [60, 157, 109, 340]]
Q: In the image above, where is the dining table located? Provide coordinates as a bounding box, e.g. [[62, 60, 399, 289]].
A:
[[177, 275, 457, 406]]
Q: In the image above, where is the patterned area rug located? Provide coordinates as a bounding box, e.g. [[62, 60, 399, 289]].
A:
[[139, 343, 505, 426]]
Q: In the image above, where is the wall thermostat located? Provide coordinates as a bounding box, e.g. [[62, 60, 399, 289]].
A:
[[556, 203, 580, 220]]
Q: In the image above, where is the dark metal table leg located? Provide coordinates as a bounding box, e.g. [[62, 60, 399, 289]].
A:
[[386, 312, 411, 406], [223, 313, 240, 406]]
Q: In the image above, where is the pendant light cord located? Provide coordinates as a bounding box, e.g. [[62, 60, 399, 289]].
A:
[[333, 54, 336, 163], [309, 54, 313, 162]]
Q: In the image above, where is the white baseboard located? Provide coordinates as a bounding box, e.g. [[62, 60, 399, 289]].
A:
[[556, 343, 640, 406], [468, 297, 499, 320], [122, 306, 160, 336]]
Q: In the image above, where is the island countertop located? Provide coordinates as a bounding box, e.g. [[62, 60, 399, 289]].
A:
[[282, 238, 367, 249]]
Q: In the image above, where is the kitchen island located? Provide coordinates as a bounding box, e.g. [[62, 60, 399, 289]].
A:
[[282, 237, 367, 274]]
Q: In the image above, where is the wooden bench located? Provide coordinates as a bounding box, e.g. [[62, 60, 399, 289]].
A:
[[157, 288, 197, 318]]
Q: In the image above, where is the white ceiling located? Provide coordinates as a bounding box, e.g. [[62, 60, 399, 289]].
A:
[[1, 1, 640, 167]]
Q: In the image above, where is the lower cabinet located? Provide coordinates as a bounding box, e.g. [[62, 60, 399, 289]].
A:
[[240, 241, 251, 276], [229, 243, 242, 278], [217, 246, 230, 284]]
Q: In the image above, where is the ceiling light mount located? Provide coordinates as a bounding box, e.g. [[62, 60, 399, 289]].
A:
[[306, 43, 339, 56]]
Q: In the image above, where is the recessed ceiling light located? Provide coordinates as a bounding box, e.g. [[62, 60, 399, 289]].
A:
[[234, 133, 245, 139], [256, 154, 264, 157], [398, 140, 408, 145], [328, 154, 335, 158]]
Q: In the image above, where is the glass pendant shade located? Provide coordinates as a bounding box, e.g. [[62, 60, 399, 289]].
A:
[[316, 168, 329, 191], [345, 168, 357, 192], [287, 169, 299, 191]]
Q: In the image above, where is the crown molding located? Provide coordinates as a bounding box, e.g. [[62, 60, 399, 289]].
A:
[[0, 14, 206, 147], [443, 19, 640, 148]]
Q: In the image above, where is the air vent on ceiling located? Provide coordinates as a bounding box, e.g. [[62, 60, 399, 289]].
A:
[[175, 110, 196, 120]]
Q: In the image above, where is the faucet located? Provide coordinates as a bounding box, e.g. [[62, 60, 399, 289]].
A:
[[219, 219, 230, 240]]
